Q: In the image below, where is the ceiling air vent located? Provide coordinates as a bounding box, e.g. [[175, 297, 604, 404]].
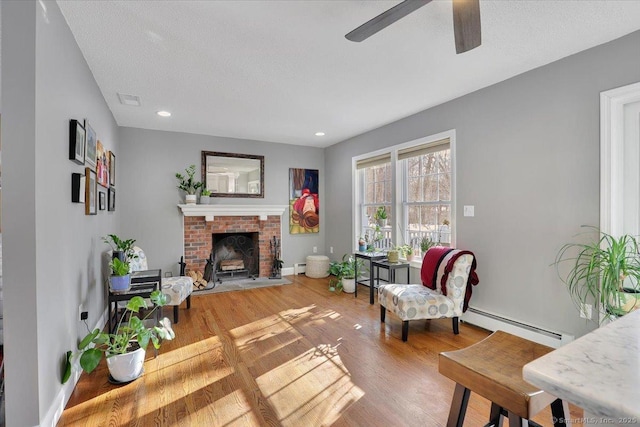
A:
[[117, 93, 141, 106]]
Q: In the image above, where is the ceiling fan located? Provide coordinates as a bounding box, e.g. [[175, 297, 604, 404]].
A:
[[345, 0, 481, 54]]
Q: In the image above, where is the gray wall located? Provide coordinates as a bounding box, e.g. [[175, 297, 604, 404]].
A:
[[326, 30, 640, 339], [2, 1, 120, 425], [118, 127, 325, 274]]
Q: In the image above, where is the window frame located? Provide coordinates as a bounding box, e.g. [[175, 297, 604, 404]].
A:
[[352, 130, 456, 254]]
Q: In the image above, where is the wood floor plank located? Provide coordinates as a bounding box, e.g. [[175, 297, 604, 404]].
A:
[[58, 275, 583, 426]]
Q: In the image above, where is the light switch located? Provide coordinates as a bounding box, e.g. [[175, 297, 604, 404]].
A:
[[463, 205, 475, 217]]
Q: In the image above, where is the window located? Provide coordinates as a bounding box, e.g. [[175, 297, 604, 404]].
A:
[[400, 140, 451, 247], [355, 133, 455, 253], [357, 154, 392, 249]]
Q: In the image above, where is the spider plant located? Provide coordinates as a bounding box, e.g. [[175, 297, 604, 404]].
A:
[[554, 226, 640, 322]]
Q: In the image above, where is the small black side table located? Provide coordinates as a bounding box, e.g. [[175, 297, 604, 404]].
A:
[[108, 269, 162, 334], [354, 251, 386, 304], [372, 259, 411, 303]]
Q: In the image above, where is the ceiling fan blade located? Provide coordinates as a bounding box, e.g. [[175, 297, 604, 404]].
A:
[[453, 0, 481, 54], [346, 0, 433, 42]]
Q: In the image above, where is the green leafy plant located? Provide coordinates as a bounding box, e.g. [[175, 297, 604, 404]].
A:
[[175, 164, 203, 195], [103, 234, 137, 261], [62, 291, 174, 384], [420, 236, 435, 253], [374, 206, 388, 221], [201, 188, 212, 196], [554, 226, 640, 321], [109, 257, 130, 276], [396, 244, 413, 258], [328, 254, 362, 292]]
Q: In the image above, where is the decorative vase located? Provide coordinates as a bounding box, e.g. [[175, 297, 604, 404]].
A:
[[200, 195, 210, 205], [110, 274, 131, 292], [106, 345, 145, 383], [185, 194, 197, 205], [387, 250, 399, 263]]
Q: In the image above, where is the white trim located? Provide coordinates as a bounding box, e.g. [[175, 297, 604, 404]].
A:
[[600, 81, 640, 324], [44, 308, 108, 427], [178, 204, 288, 222], [600, 82, 640, 236]]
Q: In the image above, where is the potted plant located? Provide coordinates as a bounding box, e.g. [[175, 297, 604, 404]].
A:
[[62, 291, 174, 384], [328, 254, 360, 294], [109, 257, 131, 292], [175, 164, 202, 204], [421, 236, 435, 254], [554, 226, 640, 323], [200, 188, 212, 205], [374, 206, 388, 227], [103, 234, 136, 262], [358, 236, 366, 252], [397, 244, 415, 261]]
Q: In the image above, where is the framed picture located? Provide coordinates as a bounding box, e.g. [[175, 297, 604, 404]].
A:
[[99, 191, 106, 210], [109, 151, 116, 186], [108, 187, 116, 211], [289, 168, 319, 234], [69, 120, 85, 164], [85, 167, 97, 215], [71, 173, 84, 203], [84, 120, 97, 170], [96, 140, 109, 187]]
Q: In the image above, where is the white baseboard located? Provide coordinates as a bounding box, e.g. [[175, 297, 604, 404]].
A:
[[42, 308, 108, 427], [281, 267, 295, 276]]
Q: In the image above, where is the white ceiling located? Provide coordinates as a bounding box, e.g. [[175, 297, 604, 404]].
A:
[[54, 0, 640, 148]]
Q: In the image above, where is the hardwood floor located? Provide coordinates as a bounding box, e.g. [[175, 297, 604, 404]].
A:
[[59, 275, 582, 426]]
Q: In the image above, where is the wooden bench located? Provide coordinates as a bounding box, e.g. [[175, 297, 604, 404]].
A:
[[439, 330, 571, 427]]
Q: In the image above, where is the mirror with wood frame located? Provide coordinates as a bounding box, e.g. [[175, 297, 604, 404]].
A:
[[201, 151, 264, 198]]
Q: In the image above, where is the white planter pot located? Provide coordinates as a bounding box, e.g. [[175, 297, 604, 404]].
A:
[[107, 346, 145, 383], [199, 195, 210, 205], [342, 278, 356, 294], [185, 194, 197, 205]]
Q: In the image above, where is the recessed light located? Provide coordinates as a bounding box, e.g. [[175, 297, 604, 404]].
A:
[[157, 111, 171, 117], [315, 132, 325, 136]]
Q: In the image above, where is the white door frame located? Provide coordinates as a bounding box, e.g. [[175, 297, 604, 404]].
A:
[[600, 82, 640, 236]]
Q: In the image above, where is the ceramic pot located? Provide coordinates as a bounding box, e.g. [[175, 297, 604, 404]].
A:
[[387, 250, 399, 263], [110, 274, 131, 292], [106, 346, 145, 383], [342, 277, 356, 293], [200, 195, 210, 204], [185, 194, 197, 204]]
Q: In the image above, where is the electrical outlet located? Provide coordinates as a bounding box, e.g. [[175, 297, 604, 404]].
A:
[[330, 246, 334, 254], [579, 303, 592, 320], [81, 311, 88, 321], [78, 304, 84, 321], [313, 246, 317, 253]]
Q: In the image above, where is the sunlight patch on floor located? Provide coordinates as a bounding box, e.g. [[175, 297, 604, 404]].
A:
[[256, 344, 364, 426]]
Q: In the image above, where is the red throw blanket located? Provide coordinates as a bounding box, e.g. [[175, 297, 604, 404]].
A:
[[421, 248, 479, 312]]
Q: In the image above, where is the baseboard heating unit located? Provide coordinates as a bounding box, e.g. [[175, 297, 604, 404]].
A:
[[462, 307, 574, 348], [293, 263, 306, 275]]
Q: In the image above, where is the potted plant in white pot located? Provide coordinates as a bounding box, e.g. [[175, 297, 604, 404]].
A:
[[554, 226, 640, 323], [62, 291, 174, 384], [175, 164, 202, 204], [328, 255, 361, 294], [200, 188, 212, 204]]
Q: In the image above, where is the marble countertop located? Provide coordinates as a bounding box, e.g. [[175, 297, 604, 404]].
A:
[[523, 309, 640, 420]]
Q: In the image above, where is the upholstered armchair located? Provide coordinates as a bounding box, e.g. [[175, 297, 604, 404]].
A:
[[378, 247, 478, 341]]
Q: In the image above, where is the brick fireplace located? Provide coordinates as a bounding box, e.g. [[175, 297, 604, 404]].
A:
[[179, 204, 287, 278]]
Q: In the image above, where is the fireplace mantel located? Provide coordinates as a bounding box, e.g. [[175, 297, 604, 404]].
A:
[[178, 204, 288, 222]]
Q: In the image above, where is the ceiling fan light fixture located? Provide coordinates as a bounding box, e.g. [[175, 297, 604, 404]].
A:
[[156, 110, 172, 117], [315, 132, 325, 136]]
